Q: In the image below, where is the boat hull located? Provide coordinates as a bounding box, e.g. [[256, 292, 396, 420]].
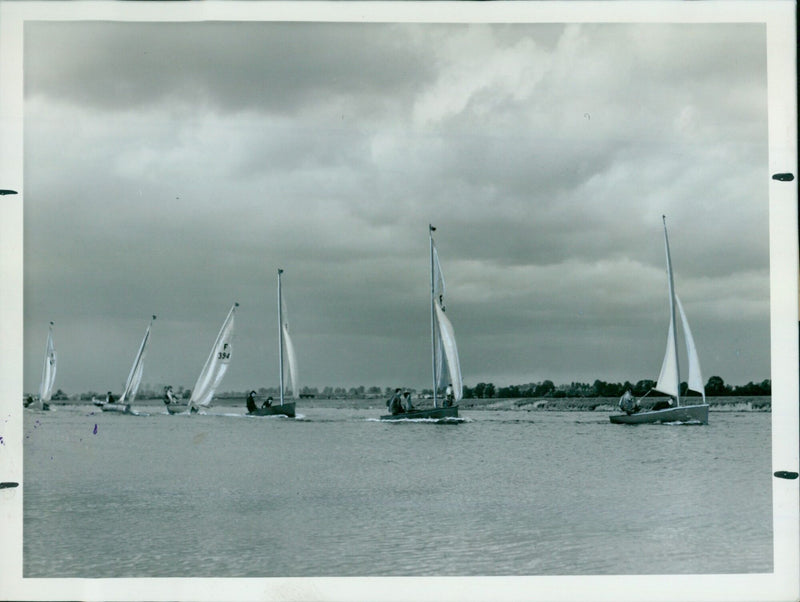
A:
[[610, 403, 709, 425], [164, 404, 197, 415], [101, 403, 132, 414], [249, 402, 296, 418], [24, 400, 50, 411], [380, 405, 459, 421]]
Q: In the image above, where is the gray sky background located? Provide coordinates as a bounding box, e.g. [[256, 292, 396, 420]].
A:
[[22, 21, 770, 395]]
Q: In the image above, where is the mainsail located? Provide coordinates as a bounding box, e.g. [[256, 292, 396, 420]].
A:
[[190, 303, 238, 409], [653, 217, 705, 405], [119, 316, 156, 403], [655, 316, 679, 398], [430, 226, 463, 403], [278, 271, 298, 400], [39, 322, 57, 402]]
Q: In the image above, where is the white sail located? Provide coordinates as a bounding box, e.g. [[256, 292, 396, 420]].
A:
[[190, 303, 238, 408], [654, 316, 679, 398], [676, 295, 705, 401], [119, 316, 155, 403], [39, 322, 57, 402], [281, 310, 298, 399], [434, 303, 463, 401], [432, 243, 446, 306]]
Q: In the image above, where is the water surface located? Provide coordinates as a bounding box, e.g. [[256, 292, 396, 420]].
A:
[[23, 404, 772, 577]]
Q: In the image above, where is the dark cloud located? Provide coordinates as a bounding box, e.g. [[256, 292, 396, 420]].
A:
[[23, 21, 771, 394]]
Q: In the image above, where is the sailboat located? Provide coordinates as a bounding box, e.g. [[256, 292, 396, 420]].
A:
[[610, 216, 709, 425], [249, 269, 297, 418], [103, 316, 156, 414], [167, 303, 238, 414], [25, 322, 56, 411], [381, 225, 462, 421]]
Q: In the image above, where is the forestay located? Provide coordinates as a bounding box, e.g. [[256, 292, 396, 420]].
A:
[[119, 316, 155, 403], [190, 303, 238, 409], [39, 322, 57, 402]]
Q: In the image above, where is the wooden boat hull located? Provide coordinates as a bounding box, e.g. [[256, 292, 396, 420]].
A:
[[610, 403, 708, 425], [101, 403, 132, 414], [380, 405, 459, 421], [249, 402, 296, 418]]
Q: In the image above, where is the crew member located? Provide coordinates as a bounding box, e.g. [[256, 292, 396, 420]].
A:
[[246, 390, 258, 413]]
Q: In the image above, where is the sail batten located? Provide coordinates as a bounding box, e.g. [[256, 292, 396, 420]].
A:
[[190, 303, 237, 408]]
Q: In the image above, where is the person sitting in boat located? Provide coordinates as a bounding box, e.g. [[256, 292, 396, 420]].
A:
[[444, 383, 454, 407], [262, 396, 273, 409], [618, 390, 639, 414], [163, 386, 178, 407], [387, 388, 404, 415], [402, 390, 414, 412], [246, 390, 258, 413], [105, 391, 115, 405], [24, 395, 34, 407]]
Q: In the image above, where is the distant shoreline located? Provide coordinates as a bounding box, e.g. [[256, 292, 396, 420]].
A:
[[37, 395, 771, 412]]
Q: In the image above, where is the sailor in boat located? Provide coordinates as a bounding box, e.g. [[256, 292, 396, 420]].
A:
[[246, 390, 258, 414], [262, 396, 273, 409], [105, 391, 115, 405], [24, 395, 34, 408], [387, 388, 404, 415], [444, 383, 454, 407], [618, 389, 639, 415], [402, 390, 414, 412], [162, 385, 178, 408]]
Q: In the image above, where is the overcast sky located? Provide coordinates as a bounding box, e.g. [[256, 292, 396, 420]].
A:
[[22, 19, 770, 395]]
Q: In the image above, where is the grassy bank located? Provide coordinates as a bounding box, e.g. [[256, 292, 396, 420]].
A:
[[459, 396, 771, 412]]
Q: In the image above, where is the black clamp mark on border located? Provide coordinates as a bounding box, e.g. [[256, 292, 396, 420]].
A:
[[0, 482, 20, 489], [773, 471, 799, 480], [771, 173, 794, 181]]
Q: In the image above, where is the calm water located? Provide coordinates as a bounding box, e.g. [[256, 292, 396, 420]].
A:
[[23, 403, 772, 577]]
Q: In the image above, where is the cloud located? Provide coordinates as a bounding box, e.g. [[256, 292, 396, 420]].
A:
[[23, 21, 771, 393]]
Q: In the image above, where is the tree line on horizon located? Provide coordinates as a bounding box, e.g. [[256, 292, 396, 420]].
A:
[[45, 374, 770, 401]]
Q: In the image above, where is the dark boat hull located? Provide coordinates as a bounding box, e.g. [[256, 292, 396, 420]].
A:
[[101, 403, 132, 414], [164, 404, 197, 415], [380, 405, 459, 421], [249, 402, 296, 418], [610, 403, 708, 425]]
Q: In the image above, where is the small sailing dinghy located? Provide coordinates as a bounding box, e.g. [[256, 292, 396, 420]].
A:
[[381, 225, 462, 421], [610, 216, 709, 425], [103, 316, 156, 414], [166, 303, 238, 414], [25, 322, 56, 411], [249, 269, 296, 418]]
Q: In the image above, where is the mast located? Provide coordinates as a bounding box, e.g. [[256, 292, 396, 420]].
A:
[[662, 215, 681, 406], [278, 268, 285, 406], [429, 225, 438, 408]]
